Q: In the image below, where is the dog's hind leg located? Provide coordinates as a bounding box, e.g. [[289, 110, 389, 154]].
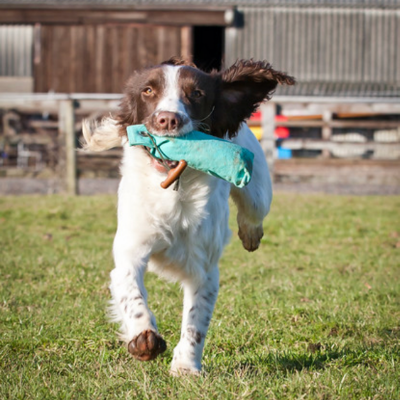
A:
[[171, 266, 219, 375]]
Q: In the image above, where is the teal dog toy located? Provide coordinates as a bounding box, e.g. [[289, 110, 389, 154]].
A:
[[126, 124, 254, 189]]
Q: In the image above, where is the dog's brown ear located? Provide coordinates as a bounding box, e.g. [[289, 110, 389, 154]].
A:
[[211, 59, 295, 138], [116, 75, 139, 137], [162, 56, 197, 68]]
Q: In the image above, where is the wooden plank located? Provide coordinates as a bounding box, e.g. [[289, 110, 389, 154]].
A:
[[280, 138, 400, 152], [119, 25, 130, 89], [275, 158, 400, 168], [157, 26, 181, 63], [274, 158, 400, 186], [0, 77, 33, 93], [117, 26, 127, 91], [52, 26, 71, 92], [331, 120, 400, 129], [181, 26, 193, 61], [336, 112, 387, 119], [77, 149, 122, 156], [44, 25, 53, 93], [58, 100, 77, 195], [130, 26, 140, 73], [102, 26, 113, 93], [7, 134, 54, 145], [33, 23, 169, 94], [273, 96, 400, 105], [75, 26, 85, 93], [28, 120, 58, 129], [275, 120, 400, 129], [278, 113, 393, 120], [137, 27, 148, 69], [127, 25, 137, 79], [84, 24, 96, 93], [260, 102, 276, 171], [95, 25, 105, 93], [0, 9, 230, 26], [0, 96, 121, 114], [70, 26, 78, 92], [322, 110, 333, 158], [145, 26, 158, 67], [33, 24, 43, 92], [111, 26, 121, 93], [35, 24, 50, 93], [157, 26, 167, 62], [274, 98, 400, 116]]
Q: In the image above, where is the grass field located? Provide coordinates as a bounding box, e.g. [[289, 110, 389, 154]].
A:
[[0, 193, 399, 399]]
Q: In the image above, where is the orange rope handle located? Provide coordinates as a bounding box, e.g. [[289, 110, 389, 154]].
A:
[[160, 160, 188, 189]]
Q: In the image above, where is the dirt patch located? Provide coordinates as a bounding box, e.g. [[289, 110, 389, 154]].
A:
[[0, 177, 399, 196]]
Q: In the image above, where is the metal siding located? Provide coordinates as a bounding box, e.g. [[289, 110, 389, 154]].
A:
[[0, 0, 399, 7], [0, 25, 33, 76], [226, 6, 400, 94]]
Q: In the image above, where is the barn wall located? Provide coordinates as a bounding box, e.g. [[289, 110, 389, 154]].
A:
[[226, 7, 400, 86], [34, 24, 182, 93]]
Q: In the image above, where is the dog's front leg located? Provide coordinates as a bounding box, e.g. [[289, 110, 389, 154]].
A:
[[171, 266, 219, 375], [231, 124, 273, 252], [110, 236, 166, 361]]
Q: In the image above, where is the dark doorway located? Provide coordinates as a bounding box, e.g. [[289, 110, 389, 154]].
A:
[[193, 26, 224, 72]]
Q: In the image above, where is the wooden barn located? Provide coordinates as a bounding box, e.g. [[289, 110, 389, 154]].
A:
[[0, 0, 237, 93], [0, 0, 399, 97], [0, 0, 399, 194]]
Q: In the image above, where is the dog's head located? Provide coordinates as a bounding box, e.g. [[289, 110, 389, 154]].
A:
[[117, 57, 295, 139]]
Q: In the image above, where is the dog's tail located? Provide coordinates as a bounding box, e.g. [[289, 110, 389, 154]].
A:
[[81, 117, 122, 152]]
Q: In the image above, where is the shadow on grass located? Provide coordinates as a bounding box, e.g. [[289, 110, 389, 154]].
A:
[[235, 343, 391, 376], [233, 350, 343, 376], [270, 349, 344, 372]]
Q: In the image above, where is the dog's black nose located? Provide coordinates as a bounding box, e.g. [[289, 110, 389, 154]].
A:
[[156, 111, 182, 131]]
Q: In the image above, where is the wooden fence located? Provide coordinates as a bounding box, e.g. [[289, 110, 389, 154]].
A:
[[1, 93, 400, 194], [258, 97, 400, 166]]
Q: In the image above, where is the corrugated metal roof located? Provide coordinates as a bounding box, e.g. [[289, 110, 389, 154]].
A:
[[0, 0, 399, 8]]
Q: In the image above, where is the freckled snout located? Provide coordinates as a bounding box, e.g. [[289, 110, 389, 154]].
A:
[[153, 111, 183, 133]]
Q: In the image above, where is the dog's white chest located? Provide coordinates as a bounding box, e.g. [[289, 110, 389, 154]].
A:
[[141, 171, 232, 280]]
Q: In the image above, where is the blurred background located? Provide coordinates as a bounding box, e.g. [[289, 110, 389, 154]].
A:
[[0, 0, 399, 195]]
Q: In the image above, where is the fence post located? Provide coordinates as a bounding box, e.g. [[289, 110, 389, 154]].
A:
[[260, 102, 276, 173], [322, 110, 332, 158], [58, 99, 77, 195]]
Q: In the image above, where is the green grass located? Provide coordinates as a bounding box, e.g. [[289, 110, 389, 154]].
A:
[[0, 193, 399, 399]]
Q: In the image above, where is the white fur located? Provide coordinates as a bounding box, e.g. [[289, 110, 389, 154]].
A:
[[82, 67, 272, 374], [153, 65, 194, 135], [82, 117, 122, 151], [231, 125, 272, 251]]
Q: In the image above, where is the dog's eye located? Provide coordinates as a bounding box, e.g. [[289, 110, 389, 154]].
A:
[[191, 90, 203, 98], [143, 87, 153, 95]]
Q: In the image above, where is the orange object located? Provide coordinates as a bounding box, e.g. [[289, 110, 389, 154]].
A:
[[160, 160, 188, 189]]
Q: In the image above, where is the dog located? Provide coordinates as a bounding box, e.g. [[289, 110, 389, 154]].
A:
[[82, 57, 294, 375]]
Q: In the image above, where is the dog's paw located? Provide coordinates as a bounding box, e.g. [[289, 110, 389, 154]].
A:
[[170, 363, 201, 377], [238, 223, 264, 252], [128, 330, 167, 361]]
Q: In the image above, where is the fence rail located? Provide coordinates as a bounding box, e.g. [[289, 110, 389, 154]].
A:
[[1, 93, 400, 195], [259, 98, 400, 164]]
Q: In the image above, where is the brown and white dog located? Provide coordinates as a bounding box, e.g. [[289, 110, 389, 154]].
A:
[[83, 57, 294, 374]]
